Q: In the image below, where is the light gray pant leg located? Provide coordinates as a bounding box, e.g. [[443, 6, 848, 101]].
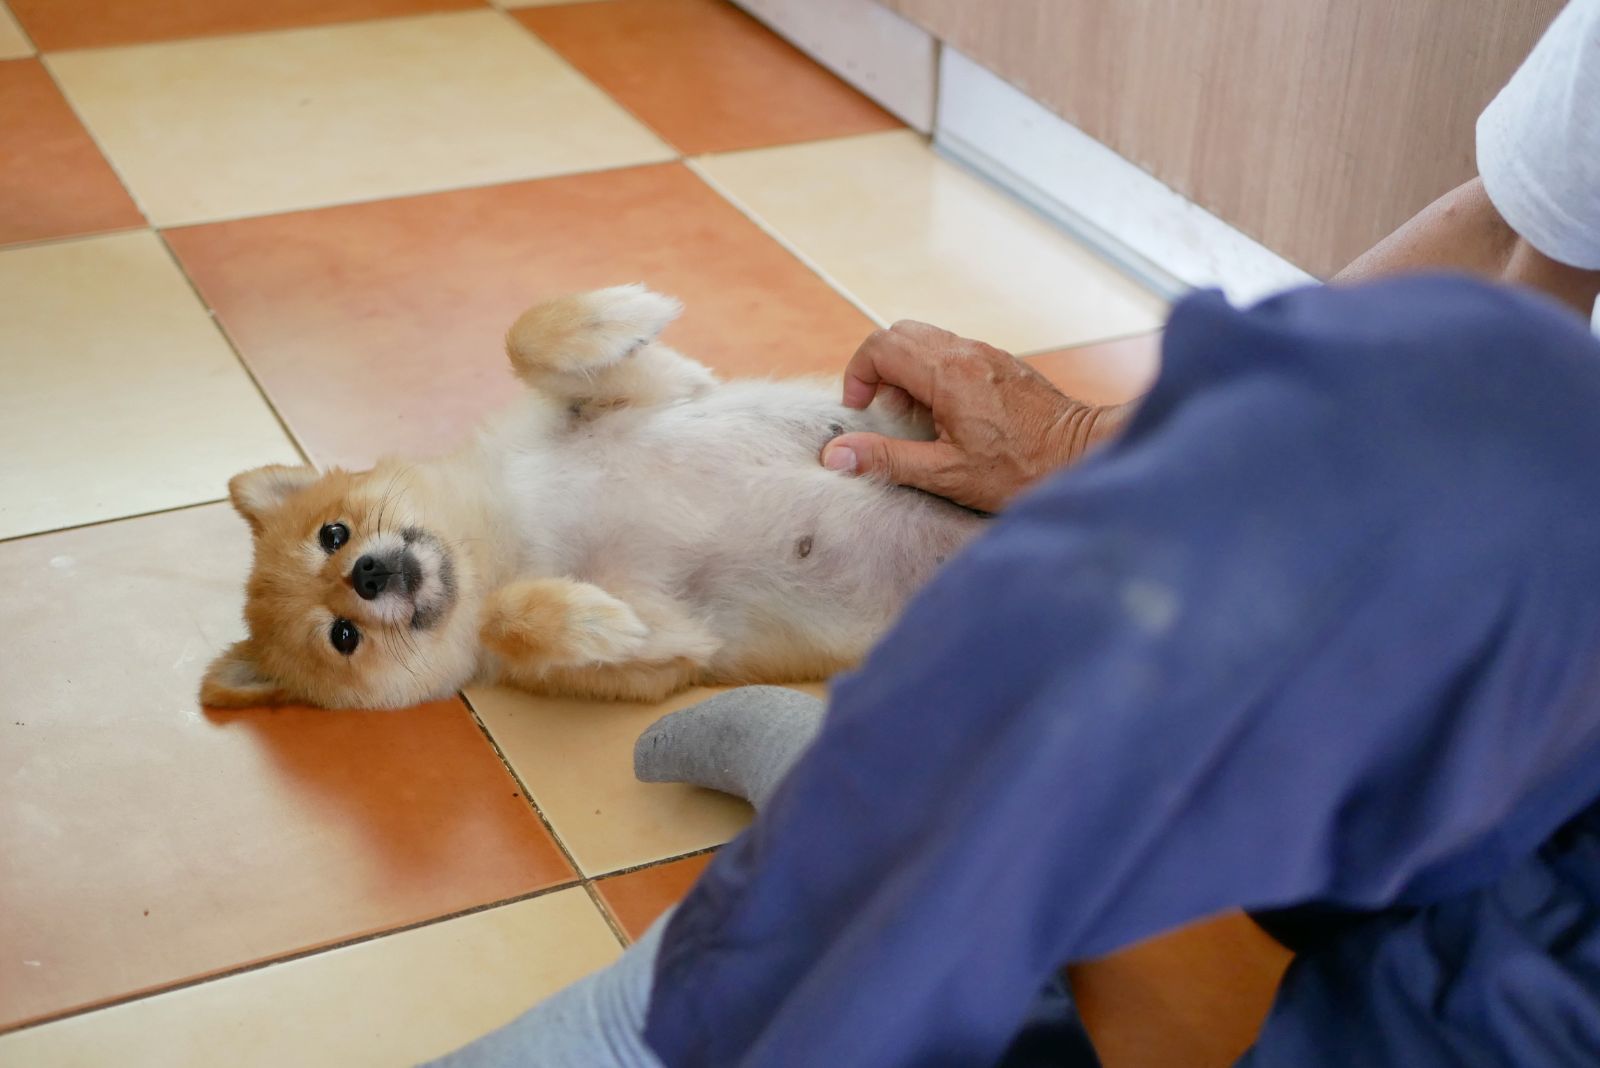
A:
[[420, 912, 669, 1068]]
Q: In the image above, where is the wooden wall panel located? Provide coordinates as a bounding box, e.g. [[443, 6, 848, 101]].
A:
[[886, 0, 1566, 276]]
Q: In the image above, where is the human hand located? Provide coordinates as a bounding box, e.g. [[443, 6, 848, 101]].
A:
[[821, 321, 1129, 513]]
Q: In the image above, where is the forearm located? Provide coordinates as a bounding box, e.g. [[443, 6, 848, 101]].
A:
[[1075, 181, 1529, 462], [1036, 176, 1600, 471], [1337, 176, 1600, 315], [1084, 178, 1600, 451]]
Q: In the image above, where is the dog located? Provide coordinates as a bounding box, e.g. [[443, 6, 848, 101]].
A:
[[201, 286, 986, 710]]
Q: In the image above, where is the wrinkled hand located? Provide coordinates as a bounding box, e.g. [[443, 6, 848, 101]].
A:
[[821, 321, 1129, 513]]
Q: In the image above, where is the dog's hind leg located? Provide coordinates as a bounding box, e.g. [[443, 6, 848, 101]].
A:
[[505, 285, 718, 416]]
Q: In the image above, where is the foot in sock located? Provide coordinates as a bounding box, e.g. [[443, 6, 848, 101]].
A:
[[633, 685, 826, 808]]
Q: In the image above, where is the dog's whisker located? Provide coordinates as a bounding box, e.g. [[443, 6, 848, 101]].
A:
[[373, 470, 405, 540], [381, 626, 423, 687]]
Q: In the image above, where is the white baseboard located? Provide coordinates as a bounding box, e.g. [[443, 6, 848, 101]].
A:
[[729, 0, 937, 132], [935, 49, 1315, 304]]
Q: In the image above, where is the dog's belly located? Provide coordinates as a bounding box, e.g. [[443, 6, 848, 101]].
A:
[[504, 380, 984, 666]]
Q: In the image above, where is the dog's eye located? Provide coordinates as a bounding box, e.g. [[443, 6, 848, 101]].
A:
[[330, 619, 361, 655], [319, 523, 349, 553]]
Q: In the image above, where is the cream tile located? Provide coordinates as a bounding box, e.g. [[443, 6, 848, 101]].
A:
[[0, 889, 620, 1068], [0, 3, 31, 58], [692, 129, 1168, 354], [0, 232, 298, 540], [468, 682, 825, 875], [45, 12, 673, 227]]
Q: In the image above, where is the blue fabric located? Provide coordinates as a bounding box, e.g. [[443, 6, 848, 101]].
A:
[[995, 973, 1100, 1067], [645, 277, 1600, 1066]]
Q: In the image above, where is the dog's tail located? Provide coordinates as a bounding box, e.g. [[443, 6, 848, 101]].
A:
[[504, 284, 683, 383]]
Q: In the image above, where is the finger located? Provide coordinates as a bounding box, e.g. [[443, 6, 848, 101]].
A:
[[873, 384, 924, 420], [887, 319, 959, 343], [840, 327, 941, 411], [822, 432, 965, 498]]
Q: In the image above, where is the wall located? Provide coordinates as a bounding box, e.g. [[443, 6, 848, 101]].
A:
[[883, 0, 1566, 276], [733, 0, 938, 131]]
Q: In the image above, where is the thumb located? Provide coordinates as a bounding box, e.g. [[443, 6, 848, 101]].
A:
[[822, 432, 961, 494]]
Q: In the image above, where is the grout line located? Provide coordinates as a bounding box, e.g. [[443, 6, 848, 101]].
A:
[[0, 880, 581, 1039], [489, 3, 685, 158], [503, 0, 906, 156], [5, 8, 809, 1030], [28, 61, 316, 515], [0, 223, 149, 255], [583, 881, 632, 948], [689, 130, 1171, 355], [35, 53, 153, 225], [486, 0, 617, 10], [684, 153, 889, 329], [0, 686, 729, 1036], [35, 5, 504, 59], [457, 689, 589, 880], [151, 230, 316, 467], [150, 155, 681, 233], [1, 3, 40, 59], [0, 498, 226, 546], [28, 41, 319, 473], [453, 690, 726, 947], [42, 6, 678, 233], [589, 842, 723, 883]]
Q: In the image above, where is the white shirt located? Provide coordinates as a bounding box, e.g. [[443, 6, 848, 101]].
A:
[[1477, 0, 1600, 270]]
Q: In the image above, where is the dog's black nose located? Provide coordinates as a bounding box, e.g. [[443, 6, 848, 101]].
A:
[[352, 554, 396, 600]]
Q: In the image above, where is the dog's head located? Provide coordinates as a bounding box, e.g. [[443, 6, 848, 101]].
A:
[[201, 462, 483, 710]]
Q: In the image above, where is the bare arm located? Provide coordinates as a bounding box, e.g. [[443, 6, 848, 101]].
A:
[[825, 179, 1597, 512], [1336, 176, 1600, 315]]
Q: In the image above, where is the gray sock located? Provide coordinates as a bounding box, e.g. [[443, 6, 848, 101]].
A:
[[633, 686, 826, 809], [419, 911, 670, 1068]]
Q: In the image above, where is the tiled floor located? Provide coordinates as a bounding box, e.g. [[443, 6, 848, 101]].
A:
[[0, 2, 32, 58], [0, 1, 1206, 1064], [514, 0, 901, 154], [0, 60, 141, 246]]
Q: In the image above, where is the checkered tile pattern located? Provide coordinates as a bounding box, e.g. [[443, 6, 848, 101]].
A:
[[0, 1, 1166, 1061]]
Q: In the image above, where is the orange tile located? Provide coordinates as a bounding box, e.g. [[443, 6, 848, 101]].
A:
[[1069, 912, 1292, 1068], [0, 505, 575, 1031], [0, 59, 141, 248], [8, 0, 482, 51], [1025, 331, 1163, 407], [595, 853, 715, 942], [165, 164, 878, 468], [515, 0, 900, 154]]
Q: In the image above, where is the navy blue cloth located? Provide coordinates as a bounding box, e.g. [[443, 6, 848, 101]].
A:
[[645, 277, 1600, 1066], [995, 973, 1100, 1067]]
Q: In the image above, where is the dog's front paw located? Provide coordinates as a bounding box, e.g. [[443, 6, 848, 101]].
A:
[[481, 579, 649, 667], [561, 584, 650, 662]]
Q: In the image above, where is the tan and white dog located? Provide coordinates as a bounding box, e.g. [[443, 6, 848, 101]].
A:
[[201, 286, 984, 710]]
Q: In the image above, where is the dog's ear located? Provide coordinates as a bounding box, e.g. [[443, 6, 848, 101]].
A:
[[227, 465, 319, 534], [199, 640, 291, 709]]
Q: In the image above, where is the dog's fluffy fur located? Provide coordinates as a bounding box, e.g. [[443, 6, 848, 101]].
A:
[[201, 286, 985, 710]]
